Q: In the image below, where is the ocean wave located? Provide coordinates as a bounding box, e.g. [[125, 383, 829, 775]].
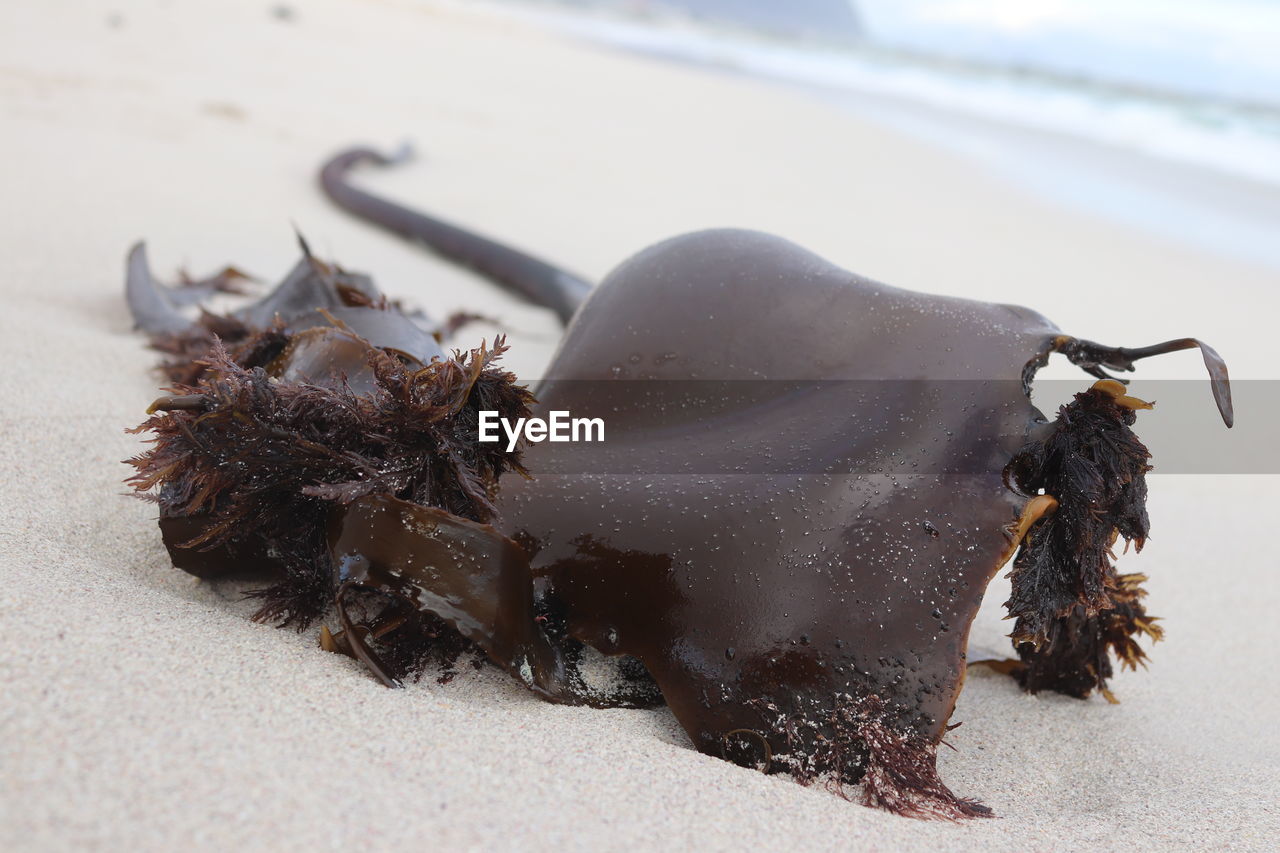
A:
[[498, 1, 1280, 188]]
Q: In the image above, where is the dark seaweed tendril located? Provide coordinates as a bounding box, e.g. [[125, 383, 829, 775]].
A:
[[1001, 384, 1162, 699], [747, 693, 993, 821]]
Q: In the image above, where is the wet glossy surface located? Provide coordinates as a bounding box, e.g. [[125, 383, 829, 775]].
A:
[[492, 230, 1057, 749], [130, 225, 1230, 815]]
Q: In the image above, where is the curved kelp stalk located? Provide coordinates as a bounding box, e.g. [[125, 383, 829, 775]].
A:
[[319, 146, 592, 325]]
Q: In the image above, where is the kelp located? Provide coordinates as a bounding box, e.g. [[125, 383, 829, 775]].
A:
[[747, 693, 993, 820], [120, 153, 1234, 820], [999, 381, 1164, 698], [127, 253, 532, 673]]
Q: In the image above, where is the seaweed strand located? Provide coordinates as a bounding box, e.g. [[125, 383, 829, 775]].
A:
[[1001, 381, 1159, 699], [748, 693, 992, 820]]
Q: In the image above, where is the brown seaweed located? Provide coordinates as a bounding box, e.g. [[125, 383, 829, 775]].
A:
[[127, 264, 533, 640], [123, 151, 1233, 820], [999, 380, 1165, 700]]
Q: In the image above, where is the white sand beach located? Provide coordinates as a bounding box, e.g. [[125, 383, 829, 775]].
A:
[[1, 0, 1277, 849]]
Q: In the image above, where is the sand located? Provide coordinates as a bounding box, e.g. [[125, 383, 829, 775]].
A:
[[1, 0, 1277, 849]]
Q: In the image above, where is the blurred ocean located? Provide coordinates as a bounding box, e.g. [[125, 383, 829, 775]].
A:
[[495, 0, 1280, 269], [858, 1, 1280, 110]]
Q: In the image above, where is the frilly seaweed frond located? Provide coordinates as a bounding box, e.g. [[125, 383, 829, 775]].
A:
[[1013, 572, 1163, 701], [147, 314, 290, 385], [242, 545, 335, 629], [1001, 384, 1158, 698], [747, 693, 992, 821], [126, 332, 534, 626]]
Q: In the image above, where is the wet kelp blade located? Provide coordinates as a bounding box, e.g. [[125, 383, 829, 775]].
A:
[[328, 495, 578, 701], [126, 242, 195, 336]]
